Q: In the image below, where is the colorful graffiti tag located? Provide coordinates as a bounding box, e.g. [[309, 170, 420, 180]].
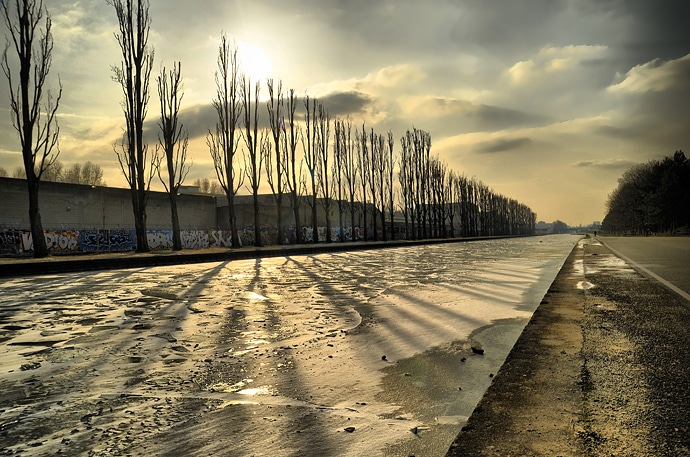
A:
[[1, 229, 245, 256], [1, 225, 365, 257]]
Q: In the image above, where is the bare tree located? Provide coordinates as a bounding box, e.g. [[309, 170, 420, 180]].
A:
[[303, 95, 319, 242], [315, 103, 334, 242], [1, 0, 61, 257], [340, 118, 358, 240], [333, 118, 346, 241], [368, 128, 379, 240], [109, 0, 155, 253], [356, 124, 369, 240], [0, 166, 7, 177], [65, 161, 105, 186], [242, 76, 264, 246], [373, 132, 387, 241], [446, 170, 457, 237], [193, 177, 221, 194], [399, 130, 414, 239], [283, 88, 303, 243], [11, 156, 63, 183], [81, 161, 105, 186], [386, 131, 395, 240], [41, 158, 62, 182], [265, 78, 287, 243], [207, 34, 243, 248], [156, 61, 190, 251]]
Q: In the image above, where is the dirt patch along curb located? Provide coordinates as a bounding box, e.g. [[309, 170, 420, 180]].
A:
[[446, 241, 586, 456], [447, 240, 584, 457]]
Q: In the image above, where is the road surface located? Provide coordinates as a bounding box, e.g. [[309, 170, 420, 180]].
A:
[[600, 236, 690, 301]]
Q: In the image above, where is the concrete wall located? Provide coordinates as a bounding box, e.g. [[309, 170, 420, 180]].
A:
[[0, 177, 389, 254], [0, 177, 218, 231]]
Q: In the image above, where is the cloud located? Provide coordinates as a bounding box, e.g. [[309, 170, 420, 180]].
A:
[[400, 96, 548, 135], [573, 158, 638, 170], [507, 45, 609, 86], [608, 53, 690, 93], [317, 91, 372, 117], [475, 137, 532, 153], [175, 104, 218, 140], [143, 91, 373, 142]]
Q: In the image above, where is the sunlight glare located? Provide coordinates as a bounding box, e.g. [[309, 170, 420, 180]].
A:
[[238, 41, 272, 83]]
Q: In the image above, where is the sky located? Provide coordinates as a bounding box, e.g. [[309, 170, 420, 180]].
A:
[[1, 1, 689, 226]]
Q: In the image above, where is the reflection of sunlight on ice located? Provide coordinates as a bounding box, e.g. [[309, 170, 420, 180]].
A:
[[247, 291, 270, 301], [0, 235, 582, 457], [209, 378, 274, 396], [238, 386, 272, 396], [209, 378, 255, 392], [248, 339, 270, 345]]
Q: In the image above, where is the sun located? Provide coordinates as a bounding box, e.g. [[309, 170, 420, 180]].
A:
[[237, 41, 273, 83]]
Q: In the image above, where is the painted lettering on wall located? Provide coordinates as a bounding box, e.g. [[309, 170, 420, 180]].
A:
[[1, 226, 363, 256]]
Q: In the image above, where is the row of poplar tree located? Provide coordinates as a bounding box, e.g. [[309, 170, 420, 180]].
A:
[[2, 0, 534, 258]]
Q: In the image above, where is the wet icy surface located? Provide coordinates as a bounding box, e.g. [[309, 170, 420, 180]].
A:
[[0, 235, 577, 456]]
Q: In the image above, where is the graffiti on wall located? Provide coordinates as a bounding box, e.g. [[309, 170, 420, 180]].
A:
[[179, 230, 236, 249], [0, 230, 23, 255], [45, 231, 79, 252], [240, 227, 273, 246], [1, 226, 364, 257], [181, 230, 209, 249], [147, 230, 173, 250]]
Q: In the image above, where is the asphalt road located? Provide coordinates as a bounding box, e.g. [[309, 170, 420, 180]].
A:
[[599, 236, 690, 300]]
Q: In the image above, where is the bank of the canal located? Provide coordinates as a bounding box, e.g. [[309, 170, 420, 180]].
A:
[[447, 236, 690, 456], [0, 235, 525, 277], [0, 234, 572, 457]]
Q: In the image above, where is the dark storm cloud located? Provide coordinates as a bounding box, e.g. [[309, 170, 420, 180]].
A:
[[418, 98, 548, 136], [611, 1, 690, 62], [143, 103, 217, 141], [605, 54, 690, 153], [475, 137, 532, 154], [144, 91, 373, 141], [595, 125, 636, 140], [448, 0, 565, 52], [474, 105, 547, 130], [317, 91, 371, 116]]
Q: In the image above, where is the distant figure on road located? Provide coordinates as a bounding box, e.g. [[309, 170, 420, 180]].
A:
[[594, 231, 597, 237]]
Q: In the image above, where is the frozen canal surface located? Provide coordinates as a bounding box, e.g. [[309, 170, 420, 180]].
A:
[[0, 235, 578, 456]]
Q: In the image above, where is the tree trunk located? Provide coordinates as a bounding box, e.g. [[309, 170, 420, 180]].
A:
[[169, 193, 182, 251], [253, 193, 261, 246], [228, 190, 240, 247], [27, 178, 48, 258], [135, 186, 149, 252], [311, 199, 318, 243], [291, 194, 301, 244], [276, 194, 284, 244]]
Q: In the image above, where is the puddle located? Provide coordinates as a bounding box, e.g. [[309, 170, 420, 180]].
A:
[[577, 281, 596, 290]]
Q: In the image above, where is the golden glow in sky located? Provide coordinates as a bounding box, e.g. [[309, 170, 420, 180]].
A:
[[237, 41, 272, 83]]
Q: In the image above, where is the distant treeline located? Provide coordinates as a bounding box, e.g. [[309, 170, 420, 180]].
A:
[[603, 150, 690, 234]]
